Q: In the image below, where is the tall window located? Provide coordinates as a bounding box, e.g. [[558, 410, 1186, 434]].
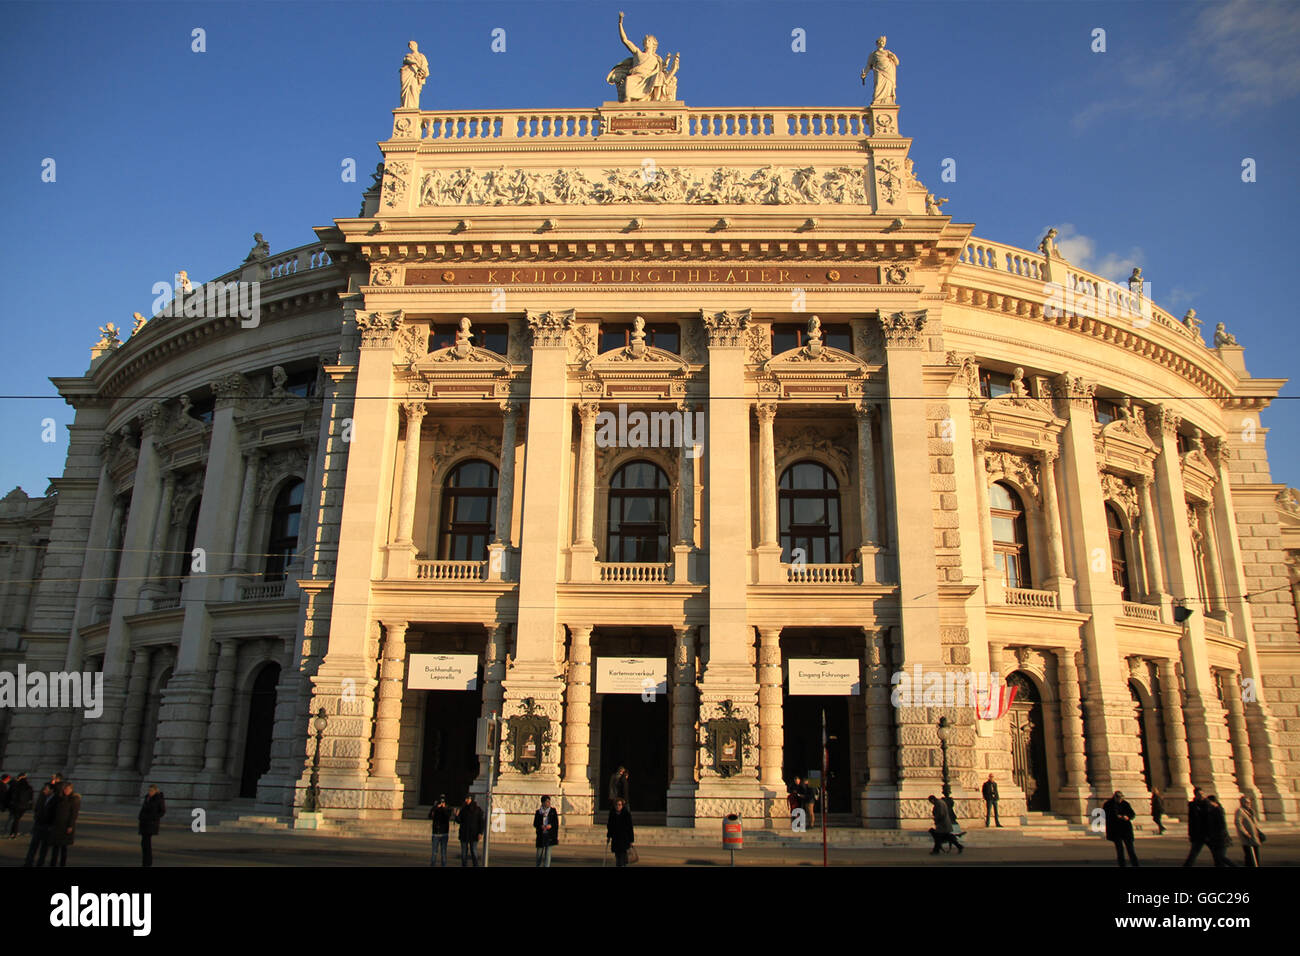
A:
[[1106, 504, 1132, 600], [771, 322, 851, 355], [439, 460, 498, 560], [600, 322, 680, 354], [265, 480, 304, 581], [779, 461, 842, 563], [990, 482, 1030, 589], [178, 498, 201, 584], [606, 461, 670, 562]]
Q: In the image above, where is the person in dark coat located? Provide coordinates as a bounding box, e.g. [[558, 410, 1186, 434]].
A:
[[138, 785, 166, 867], [7, 772, 34, 838], [1235, 795, 1263, 867], [606, 798, 634, 866], [1183, 787, 1207, 866], [982, 774, 1002, 827], [927, 794, 962, 854], [1150, 788, 1166, 834], [533, 795, 560, 867], [0, 774, 10, 814], [428, 794, 450, 867], [608, 766, 629, 810], [23, 783, 55, 867], [1103, 791, 1139, 866], [48, 781, 80, 867], [455, 795, 485, 867], [1204, 795, 1236, 868]]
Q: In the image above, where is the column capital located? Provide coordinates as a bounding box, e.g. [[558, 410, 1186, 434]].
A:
[[526, 308, 575, 348], [379, 620, 409, 639], [700, 308, 752, 348], [568, 623, 594, 640], [1049, 372, 1096, 411], [500, 399, 523, 419], [1145, 403, 1182, 442], [353, 309, 405, 349], [878, 309, 927, 349], [854, 401, 879, 424], [400, 400, 427, 423], [577, 400, 602, 425], [973, 437, 990, 456], [754, 401, 778, 425], [1036, 446, 1059, 465], [210, 372, 252, 409], [756, 625, 782, 643]]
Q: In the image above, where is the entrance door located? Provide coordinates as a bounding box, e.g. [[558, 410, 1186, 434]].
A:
[[419, 683, 484, 804], [239, 662, 280, 798], [597, 693, 669, 813], [1007, 671, 1050, 811], [782, 694, 852, 813]]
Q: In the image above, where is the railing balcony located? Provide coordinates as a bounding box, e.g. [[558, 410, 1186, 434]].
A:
[[240, 582, 287, 601], [598, 562, 672, 584], [784, 563, 859, 585], [1121, 601, 1162, 624], [414, 559, 487, 582], [150, 596, 181, 611], [1004, 587, 1059, 610]]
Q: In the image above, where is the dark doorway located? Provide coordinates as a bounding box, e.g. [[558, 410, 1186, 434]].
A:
[[782, 693, 852, 813], [1130, 681, 1153, 791], [239, 662, 280, 798], [1007, 671, 1050, 811], [419, 682, 484, 804], [598, 692, 670, 813]]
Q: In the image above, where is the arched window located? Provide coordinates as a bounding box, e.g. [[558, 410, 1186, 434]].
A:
[[607, 461, 670, 562], [779, 461, 841, 564], [439, 460, 497, 560], [178, 498, 201, 584], [265, 480, 304, 581], [990, 482, 1030, 589], [1106, 504, 1132, 600]]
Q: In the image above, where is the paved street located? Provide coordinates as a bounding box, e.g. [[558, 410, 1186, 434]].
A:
[[3, 811, 1296, 866]]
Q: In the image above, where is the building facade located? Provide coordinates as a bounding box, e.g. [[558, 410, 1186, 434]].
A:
[[3, 77, 1298, 830]]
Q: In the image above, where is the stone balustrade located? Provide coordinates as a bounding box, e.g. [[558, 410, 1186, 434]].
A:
[[784, 563, 859, 584], [598, 562, 672, 584], [1004, 586, 1059, 610], [1121, 600, 1162, 623], [414, 559, 487, 582], [240, 582, 286, 601]]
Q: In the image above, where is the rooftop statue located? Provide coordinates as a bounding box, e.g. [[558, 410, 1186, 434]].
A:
[[244, 232, 270, 262], [861, 36, 899, 106], [94, 323, 121, 350], [1213, 322, 1238, 347], [130, 311, 147, 336], [399, 40, 429, 109], [1182, 308, 1202, 335], [1038, 228, 1061, 259], [1128, 267, 1143, 295], [607, 12, 679, 102]]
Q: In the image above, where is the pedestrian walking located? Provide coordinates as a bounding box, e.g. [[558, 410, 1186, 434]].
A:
[[927, 794, 962, 854], [48, 781, 80, 867], [533, 795, 559, 867], [0, 774, 10, 815], [1234, 795, 1263, 867], [455, 794, 484, 867], [608, 766, 629, 810], [1102, 791, 1139, 867], [138, 784, 166, 867], [1150, 788, 1166, 834], [606, 798, 635, 866], [1183, 787, 1207, 866], [800, 777, 816, 827], [786, 777, 803, 820], [982, 774, 1002, 827], [428, 795, 450, 866], [1204, 795, 1236, 868], [23, 783, 55, 867], [7, 772, 33, 838]]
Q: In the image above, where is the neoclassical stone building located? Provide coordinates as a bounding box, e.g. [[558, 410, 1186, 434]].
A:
[[3, 52, 1298, 830]]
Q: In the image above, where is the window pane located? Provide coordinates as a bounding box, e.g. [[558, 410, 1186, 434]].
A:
[[601, 326, 629, 352], [772, 330, 799, 355], [651, 327, 679, 353], [991, 515, 1017, 543], [793, 499, 827, 524], [988, 483, 1015, 510], [824, 327, 851, 352]]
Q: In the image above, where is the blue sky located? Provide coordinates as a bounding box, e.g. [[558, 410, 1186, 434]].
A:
[[2, 0, 1298, 495]]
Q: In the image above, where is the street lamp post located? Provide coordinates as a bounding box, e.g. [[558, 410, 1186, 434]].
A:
[[304, 707, 328, 813], [937, 715, 954, 819]]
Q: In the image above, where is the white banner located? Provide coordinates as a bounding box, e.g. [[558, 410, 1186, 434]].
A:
[[788, 659, 860, 696], [596, 657, 668, 696], [407, 653, 479, 690]]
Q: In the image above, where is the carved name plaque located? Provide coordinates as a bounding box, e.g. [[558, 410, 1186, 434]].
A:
[[405, 264, 882, 287]]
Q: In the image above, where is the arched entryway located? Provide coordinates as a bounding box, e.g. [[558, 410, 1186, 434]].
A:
[[1007, 671, 1050, 811], [239, 662, 280, 798]]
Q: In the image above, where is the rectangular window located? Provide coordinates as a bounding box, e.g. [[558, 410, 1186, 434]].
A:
[[1095, 398, 1121, 425], [771, 323, 852, 355], [980, 370, 1012, 399], [600, 322, 680, 354], [430, 322, 508, 355], [284, 370, 316, 399]]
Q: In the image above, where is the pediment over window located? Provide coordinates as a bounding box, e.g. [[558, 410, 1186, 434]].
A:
[[420, 345, 513, 370], [972, 397, 1065, 455], [1096, 416, 1158, 479], [587, 344, 689, 373], [764, 343, 867, 372]]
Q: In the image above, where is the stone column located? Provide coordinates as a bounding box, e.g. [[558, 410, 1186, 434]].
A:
[[673, 403, 696, 584], [562, 625, 593, 805], [667, 625, 697, 827], [1220, 669, 1259, 807], [201, 640, 240, 777], [972, 440, 1002, 603], [1148, 405, 1233, 794], [1037, 449, 1071, 604], [862, 627, 896, 826], [229, 451, 263, 577], [369, 621, 408, 782], [388, 402, 426, 577], [143, 473, 177, 593], [756, 627, 784, 791], [756, 403, 778, 546], [114, 648, 153, 771], [1156, 657, 1193, 805], [1195, 503, 1226, 615], [570, 400, 600, 580], [855, 404, 880, 584], [97, 496, 127, 603], [1055, 649, 1089, 814], [1136, 475, 1167, 604], [488, 402, 520, 581], [479, 623, 508, 783]]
